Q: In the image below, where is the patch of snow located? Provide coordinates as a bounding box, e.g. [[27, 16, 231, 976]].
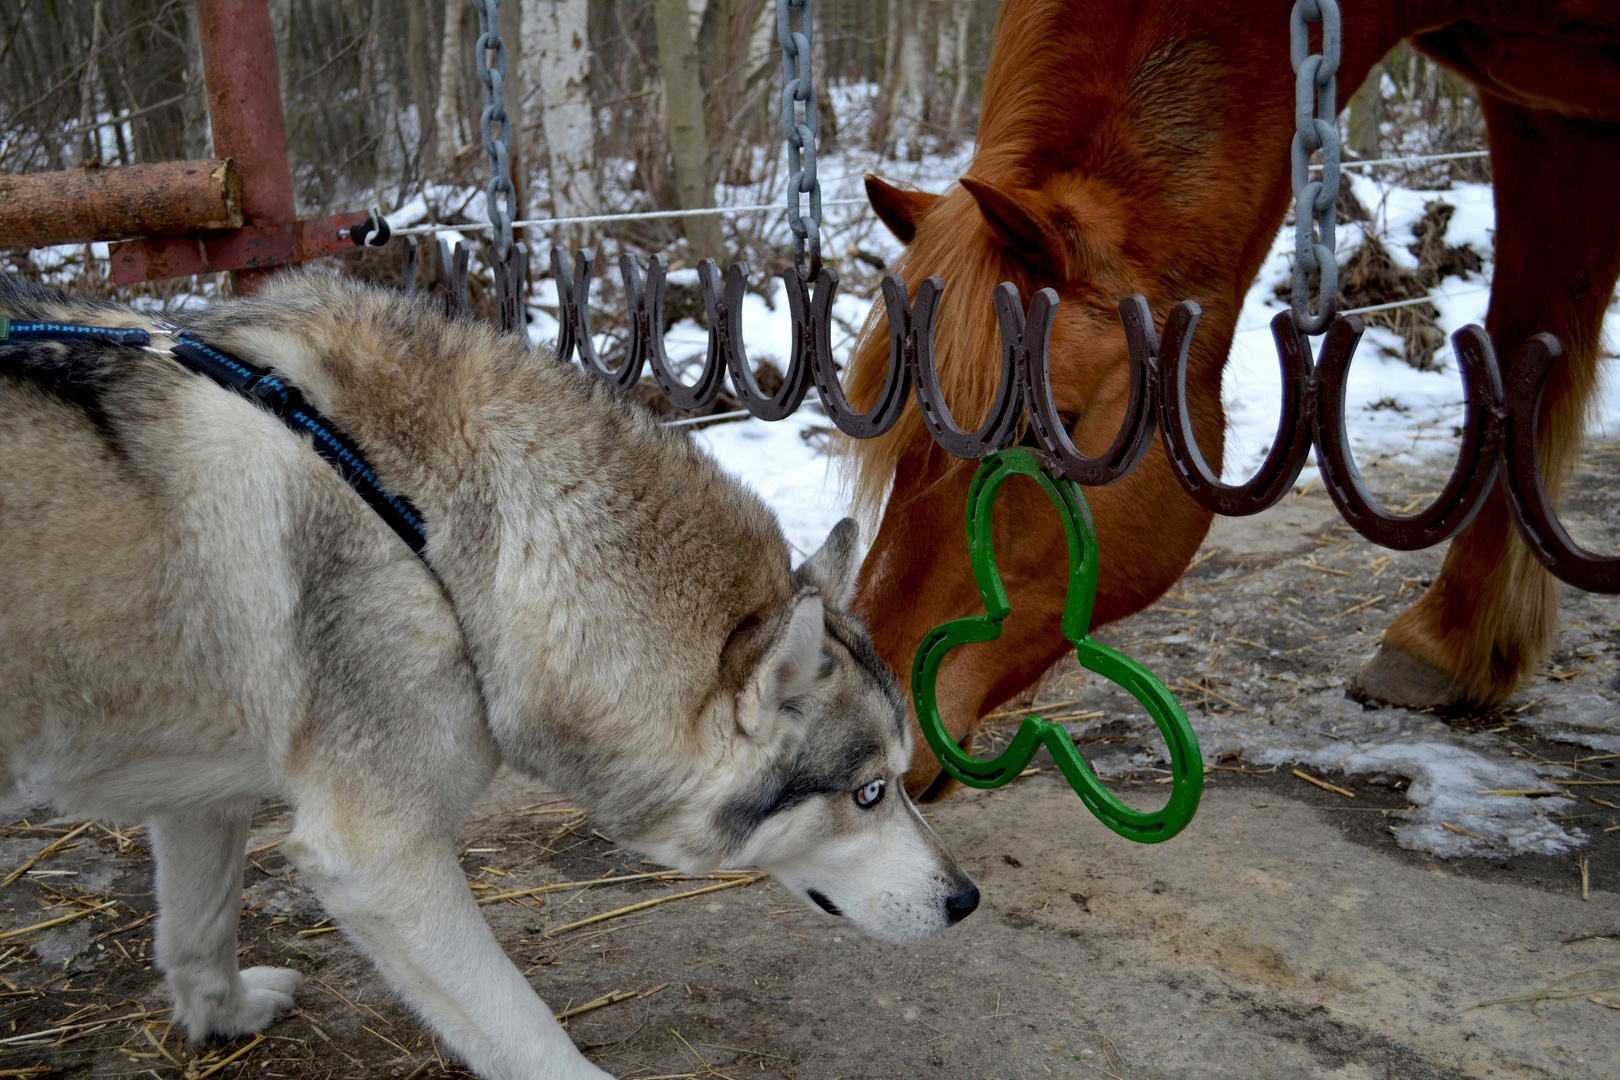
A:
[[1222, 174, 1503, 487], [1187, 690, 1583, 858], [1305, 740, 1579, 858], [1523, 692, 1620, 754], [693, 411, 848, 562]]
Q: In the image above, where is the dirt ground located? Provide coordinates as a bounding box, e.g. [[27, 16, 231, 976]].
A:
[[3, 449, 1619, 1080]]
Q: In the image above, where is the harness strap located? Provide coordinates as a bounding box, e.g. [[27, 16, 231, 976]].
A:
[[1, 318, 152, 347], [1, 318, 429, 560]]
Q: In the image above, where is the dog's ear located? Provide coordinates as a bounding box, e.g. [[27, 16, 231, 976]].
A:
[[744, 589, 825, 735], [797, 518, 859, 608]]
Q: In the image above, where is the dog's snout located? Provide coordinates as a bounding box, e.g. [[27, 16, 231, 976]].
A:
[[944, 880, 979, 924]]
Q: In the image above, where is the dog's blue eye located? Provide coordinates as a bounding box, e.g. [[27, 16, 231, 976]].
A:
[[854, 778, 886, 808]]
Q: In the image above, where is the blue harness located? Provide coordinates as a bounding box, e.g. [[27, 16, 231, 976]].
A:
[[0, 317, 429, 560]]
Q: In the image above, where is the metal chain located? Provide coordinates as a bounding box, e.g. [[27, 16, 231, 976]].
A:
[[778, 0, 821, 277], [1289, 0, 1340, 335], [471, 0, 516, 259]]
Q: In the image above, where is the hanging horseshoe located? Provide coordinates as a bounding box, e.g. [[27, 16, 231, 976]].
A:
[[647, 256, 727, 412], [702, 260, 813, 421], [552, 246, 636, 392], [1501, 333, 1620, 592], [1023, 292, 1158, 487], [437, 238, 470, 321], [908, 277, 1023, 460], [1160, 306, 1316, 516], [808, 270, 908, 439], [1314, 319, 1503, 550]]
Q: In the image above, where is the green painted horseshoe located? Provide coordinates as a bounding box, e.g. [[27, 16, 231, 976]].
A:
[[911, 447, 1203, 843]]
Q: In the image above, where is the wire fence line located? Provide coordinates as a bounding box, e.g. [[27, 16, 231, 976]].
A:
[[1310, 149, 1490, 173], [377, 150, 1496, 242], [1235, 287, 1491, 335], [382, 197, 871, 238]]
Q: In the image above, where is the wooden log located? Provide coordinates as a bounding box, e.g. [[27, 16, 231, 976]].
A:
[[0, 159, 242, 250]]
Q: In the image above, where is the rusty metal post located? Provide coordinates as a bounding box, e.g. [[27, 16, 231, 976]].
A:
[[195, 0, 296, 294]]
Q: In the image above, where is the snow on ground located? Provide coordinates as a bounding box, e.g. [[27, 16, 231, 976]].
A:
[[1226, 172, 1620, 485], [639, 142, 1620, 860], [1189, 696, 1586, 859]]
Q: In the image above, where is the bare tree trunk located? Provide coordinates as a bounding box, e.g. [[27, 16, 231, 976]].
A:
[[80, 0, 104, 164], [868, 0, 903, 154], [896, 1, 926, 160], [946, 0, 973, 140], [652, 0, 719, 257], [812, 1, 836, 149], [700, 0, 770, 186], [930, 0, 951, 127], [434, 0, 465, 179], [524, 0, 599, 250], [1348, 65, 1382, 161], [869, 0, 927, 159], [182, 0, 213, 161], [406, 0, 437, 178], [497, 0, 526, 219]]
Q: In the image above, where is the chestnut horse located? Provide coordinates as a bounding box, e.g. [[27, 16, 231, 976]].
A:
[[845, 0, 1620, 797]]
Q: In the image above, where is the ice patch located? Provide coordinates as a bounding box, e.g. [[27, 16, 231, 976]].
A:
[[1185, 690, 1583, 858], [1295, 740, 1579, 858], [1523, 692, 1620, 754]]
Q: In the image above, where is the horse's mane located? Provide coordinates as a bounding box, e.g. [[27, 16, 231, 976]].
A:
[[840, 186, 1021, 518], [839, 0, 1242, 517]]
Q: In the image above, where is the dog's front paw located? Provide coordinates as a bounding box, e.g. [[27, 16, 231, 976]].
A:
[[177, 966, 303, 1041], [230, 966, 303, 1034]]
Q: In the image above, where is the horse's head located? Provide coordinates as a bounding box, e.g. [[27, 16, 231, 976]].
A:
[[856, 169, 1150, 498], [840, 1, 1400, 796], [844, 169, 1216, 797]]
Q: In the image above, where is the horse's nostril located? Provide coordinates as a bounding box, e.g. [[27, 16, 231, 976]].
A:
[[945, 881, 980, 924]]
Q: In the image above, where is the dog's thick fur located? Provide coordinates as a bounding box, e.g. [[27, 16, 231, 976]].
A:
[[0, 274, 977, 1080]]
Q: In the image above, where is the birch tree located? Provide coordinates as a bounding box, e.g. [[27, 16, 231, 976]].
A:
[[434, 0, 466, 176], [522, 0, 599, 251], [870, 0, 926, 159]]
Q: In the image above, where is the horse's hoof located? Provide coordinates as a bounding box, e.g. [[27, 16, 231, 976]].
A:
[[1350, 644, 1465, 709]]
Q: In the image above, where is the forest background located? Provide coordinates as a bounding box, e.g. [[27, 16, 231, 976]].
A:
[[0, 0, 1489, 298]]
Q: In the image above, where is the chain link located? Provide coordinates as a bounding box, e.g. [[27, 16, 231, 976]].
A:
[[1289, 0, 1340, 335], [471, 0, 516, 258], [778, 0, 821, 277]]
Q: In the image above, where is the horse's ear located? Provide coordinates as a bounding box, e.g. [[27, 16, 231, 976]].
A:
[[963, 174, 1127, 284], [865, 175, 939, 245], [959, 175, 1070, 281]]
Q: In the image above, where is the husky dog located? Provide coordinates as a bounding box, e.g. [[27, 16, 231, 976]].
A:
[[0, 274, 978, 1080]]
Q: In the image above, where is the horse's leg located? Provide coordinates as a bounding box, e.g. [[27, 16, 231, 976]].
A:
[[1354, 98, 1620, 708]]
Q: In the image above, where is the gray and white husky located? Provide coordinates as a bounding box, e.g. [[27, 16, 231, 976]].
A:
[[0, 273, 977, 1080]]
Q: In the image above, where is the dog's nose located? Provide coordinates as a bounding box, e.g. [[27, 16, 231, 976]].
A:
[[945, 881, 979, 924]]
